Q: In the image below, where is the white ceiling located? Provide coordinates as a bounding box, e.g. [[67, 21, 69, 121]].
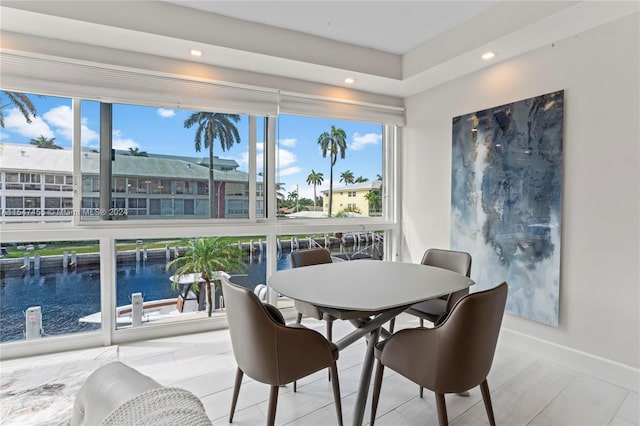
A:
[[1, 1, 638, 98], [164, 1, 497, 55]]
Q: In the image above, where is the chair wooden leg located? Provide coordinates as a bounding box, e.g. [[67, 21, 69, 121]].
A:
[[435, 393, 448, 426], [419, 385, 424, 398], [369, 360, 385, 426], [327, 320, 334, 381], [267, 385, 279, 426], [480, 379, 496, 426], [389, 317, 395, 333], [293, 380, 297, 392], [329, 362, 343, 426], [229, 367, 243, 423], [296, 312, 303, 323]]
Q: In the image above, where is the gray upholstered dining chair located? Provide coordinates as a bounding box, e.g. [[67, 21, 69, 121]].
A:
[[370, 282, 508, 426], [290, 248, 336, 341], [220, 275, 343, 426], [389, 248, 472, 332]]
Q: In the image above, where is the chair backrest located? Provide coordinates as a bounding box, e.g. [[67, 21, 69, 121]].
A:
[[429, 282, 508, 393], [290, 248, 333, 268], [289, 248, 333, 319], [421, 248, 472, 277], [220, 276, 281, 384], [421, 248, 472, 307]]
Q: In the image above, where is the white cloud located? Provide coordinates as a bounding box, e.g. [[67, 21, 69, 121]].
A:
[[279, 166, 302, 177], [43, 105, 73, 140], [40, 105, 99, 146], [237, 143, 298, 178], [157, 108, 175, 118], [112, 129, 139, 150], [3, 108, 54, 139], [279, 138, 297, 147], [350, 132, 381, 151], [236, 151, 250, 168], [3, 105, 99, 147], [235, 142, 264, 168], [80, 117, 99, 146], [277, 148, 297, 168]]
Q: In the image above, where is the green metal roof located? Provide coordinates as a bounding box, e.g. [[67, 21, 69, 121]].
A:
[[5, 144, 250, 183]]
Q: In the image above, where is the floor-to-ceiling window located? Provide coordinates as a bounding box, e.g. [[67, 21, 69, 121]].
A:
[[0, 66, 400, 357]]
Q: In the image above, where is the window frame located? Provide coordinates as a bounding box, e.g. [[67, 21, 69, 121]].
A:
[[0, 86, 400, 359]]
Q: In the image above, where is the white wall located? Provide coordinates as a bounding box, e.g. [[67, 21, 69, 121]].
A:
[[402, 14, 639, 387]]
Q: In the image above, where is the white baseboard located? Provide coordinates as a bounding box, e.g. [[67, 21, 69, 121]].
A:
[[500, 327, 639, 392]]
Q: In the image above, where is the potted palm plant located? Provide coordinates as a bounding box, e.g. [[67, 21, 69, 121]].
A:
[[166, 237, 246, 317]]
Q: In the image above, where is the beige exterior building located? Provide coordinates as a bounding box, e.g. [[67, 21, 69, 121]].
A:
[[321, 181, 382, 216]]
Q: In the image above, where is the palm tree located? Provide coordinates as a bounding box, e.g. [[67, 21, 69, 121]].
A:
[[287, 189, 299, 211], [364, 190, 382, 215], [275, 182, 287, 208], [355, 176, 369, 183], [339, 170, 355, 185], [317, 125, 347, 217], [128, 147, 148, 157], [166, 237, 245, 317], [1, 91, 37, 128], [184, 112, 241, 218], [30, 135, 62, 149], [306, 169, 324, 207]]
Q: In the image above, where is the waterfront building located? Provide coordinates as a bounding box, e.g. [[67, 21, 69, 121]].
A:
[[0, 143, 262, 222], [321, 180, 382, 216]]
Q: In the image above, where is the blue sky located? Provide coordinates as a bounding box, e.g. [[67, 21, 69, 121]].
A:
[[1, 93, 382, 200]]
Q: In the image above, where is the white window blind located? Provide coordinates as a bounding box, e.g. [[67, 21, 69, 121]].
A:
[[1, 51, 405, 125], [0, 52, 279, 116], [279, 92, 405, 126]]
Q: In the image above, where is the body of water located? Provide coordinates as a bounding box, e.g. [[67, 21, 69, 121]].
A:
[[0, 253, 289, 343], [0, 241, 381, 343]]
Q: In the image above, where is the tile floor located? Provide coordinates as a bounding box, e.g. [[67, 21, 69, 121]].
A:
[[117, 313, 638, 425], [4, 313, 639, 425]]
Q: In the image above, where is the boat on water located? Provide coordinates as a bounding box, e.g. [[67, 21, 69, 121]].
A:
[[78, 297, 202, 325], [79, 273, 205, 325]]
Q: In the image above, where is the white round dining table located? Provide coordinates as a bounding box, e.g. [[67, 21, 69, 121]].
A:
[[269, 259, 474, 426]]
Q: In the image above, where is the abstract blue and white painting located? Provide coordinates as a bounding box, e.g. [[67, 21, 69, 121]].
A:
[[451, 91, 564, 326]]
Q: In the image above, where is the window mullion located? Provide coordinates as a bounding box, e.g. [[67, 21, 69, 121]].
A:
[[72, 99, 82, 226], [266, 117, 277, 222], [266, 116, 278, 305], [248, 116, 257, 221], [99, 103, 113, 221]]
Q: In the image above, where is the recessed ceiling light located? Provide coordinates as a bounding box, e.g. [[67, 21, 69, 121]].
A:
[[190, 49, 203, 57], [344, 78, 355, 84], [481, 51, 496, 60]]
